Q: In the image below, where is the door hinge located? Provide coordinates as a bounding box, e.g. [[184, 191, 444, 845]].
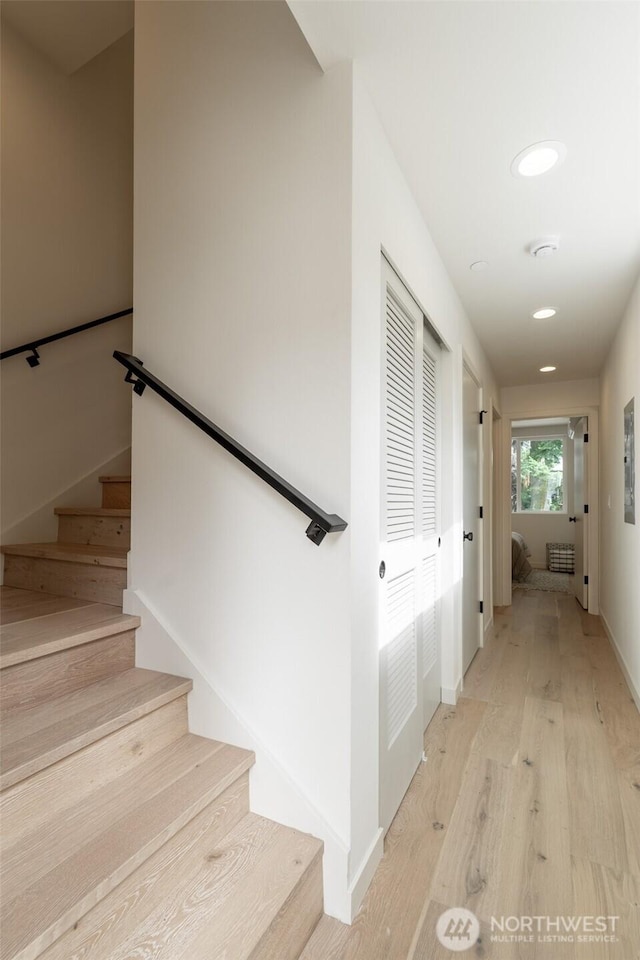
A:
[[479, 505, 484, 519], [584, 504, 589, 514], [479, 410, 488, 425], [584, 575, 589, 586], [584, 432, 589, 443], [479, 600, 484, 614]]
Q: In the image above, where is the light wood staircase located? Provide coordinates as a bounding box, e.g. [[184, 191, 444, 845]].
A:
[[1, 476, 324, 960]]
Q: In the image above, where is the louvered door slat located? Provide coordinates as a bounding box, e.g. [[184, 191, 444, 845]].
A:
[[385, 290, 416, 543], [386, 570, 417, 747], [422, 344, 437, 537]]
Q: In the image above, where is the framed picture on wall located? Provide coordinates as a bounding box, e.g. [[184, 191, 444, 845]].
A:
[[624, 397, 635, 524]]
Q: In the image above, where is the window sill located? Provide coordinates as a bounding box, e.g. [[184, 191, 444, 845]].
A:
[[511, 512, 569, 517]]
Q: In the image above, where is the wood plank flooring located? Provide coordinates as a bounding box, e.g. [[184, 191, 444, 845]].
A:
[[300, 590, 640, 960]]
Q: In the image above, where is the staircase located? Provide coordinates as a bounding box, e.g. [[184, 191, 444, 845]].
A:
[[0, 476, 324, 960]]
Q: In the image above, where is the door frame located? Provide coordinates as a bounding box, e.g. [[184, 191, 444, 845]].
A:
[[570, 417, 589, 609], [490, 406, 502, 621], [461, 355, 484, 673], [495, 405, 600, 614]]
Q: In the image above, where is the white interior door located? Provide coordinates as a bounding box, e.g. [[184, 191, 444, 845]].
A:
[[462, 364, 482, 675], [379, 262, 441, 834], [572, 417, 589, 609]]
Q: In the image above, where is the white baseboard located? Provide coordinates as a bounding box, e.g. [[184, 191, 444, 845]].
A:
[[348, 828, 384, 921], [441, 680, 461, 705], [600, 611, 640, 712], [530, 560, 547, 570], [483, 617, 494, 647]]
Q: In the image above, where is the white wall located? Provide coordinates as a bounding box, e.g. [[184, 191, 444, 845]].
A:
[[599, 275, 640, 707], [1, 22, 134, 541], [511, 424, 575, 568], [349, 67, 500, 901], [132, 0, 353, 919], [501, 378, 600, 415]]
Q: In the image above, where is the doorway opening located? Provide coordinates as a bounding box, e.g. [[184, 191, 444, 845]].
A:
[[503, 412, 599, 612]]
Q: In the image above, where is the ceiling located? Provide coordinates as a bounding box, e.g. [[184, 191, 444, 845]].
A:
[[2, 0, 133, 74], [290, 1, 640, 387]]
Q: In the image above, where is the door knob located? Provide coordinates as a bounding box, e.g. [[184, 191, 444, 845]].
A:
[[463, 531, 474, 542], [569, 516, 577, 523]]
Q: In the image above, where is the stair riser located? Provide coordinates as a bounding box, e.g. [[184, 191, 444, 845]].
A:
[[36, 774, 251, 960], [4, 748, 253, 960], [1, 696, 189, 849], [1, 673, 192, 791], [249, 854, 324, 960], [101, 482, 131, 510], [57, 515, 131, 549], [0, 631, 135, 716], [4, 556, 126, 606]]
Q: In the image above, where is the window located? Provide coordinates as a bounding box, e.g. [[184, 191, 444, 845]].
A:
[[511, 437, 566, 512]]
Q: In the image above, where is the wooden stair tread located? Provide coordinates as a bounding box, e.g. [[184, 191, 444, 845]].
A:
[[1, 668, 192, 790], [37, 811, 322, 960], [54, 507, 131, 518], [1, 543, 128, 568], [1, 736, 255, 960], [0, 587, 93, 625], [0, 586, 58, 609], [98, 475, 131, 483], [0, 603, 140, 668], [297, 915, 349, 959]]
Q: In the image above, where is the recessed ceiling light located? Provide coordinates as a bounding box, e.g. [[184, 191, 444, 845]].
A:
[[511, 141, 567, 178], [470, 261, 488, 272], [532, 308, 557, 320], [540, 366, 557, 373]]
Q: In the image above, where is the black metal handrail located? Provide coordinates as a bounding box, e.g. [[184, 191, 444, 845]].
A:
[[1, 308, 133, 366], [113, 351, 348, 545]]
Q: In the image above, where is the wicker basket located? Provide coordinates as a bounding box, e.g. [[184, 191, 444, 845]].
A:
[[546, 541, 575, 573]]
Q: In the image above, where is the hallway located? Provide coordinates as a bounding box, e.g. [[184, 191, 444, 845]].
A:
[[302, 591, 640, 959]]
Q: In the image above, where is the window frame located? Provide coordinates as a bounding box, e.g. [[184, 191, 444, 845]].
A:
[[511, 434, 568, 515]]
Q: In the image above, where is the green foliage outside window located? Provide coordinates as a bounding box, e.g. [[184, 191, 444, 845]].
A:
[[511, 438, 564, 512]]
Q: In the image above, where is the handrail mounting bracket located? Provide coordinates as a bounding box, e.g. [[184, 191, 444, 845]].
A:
[[124, 358, 147, 396], [305, 522, 327, 546]]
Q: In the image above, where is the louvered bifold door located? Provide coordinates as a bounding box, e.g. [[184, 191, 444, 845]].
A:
[[379, 268, 424, 835], [420, 330, 441, 728]]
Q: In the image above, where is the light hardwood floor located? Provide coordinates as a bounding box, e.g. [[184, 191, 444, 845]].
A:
[[301, 590, 640, 960]]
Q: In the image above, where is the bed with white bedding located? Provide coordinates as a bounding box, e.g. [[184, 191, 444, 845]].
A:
[[512, 531, 532, 582]]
